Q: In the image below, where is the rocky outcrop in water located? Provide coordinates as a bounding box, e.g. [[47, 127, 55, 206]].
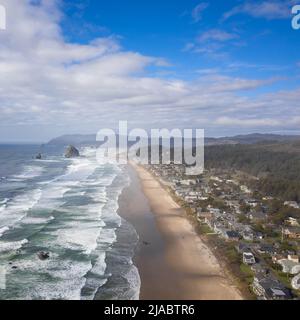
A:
[[64, 145, 80, 158], [37, 251, 50, 261], [35, 153, 42, 160]]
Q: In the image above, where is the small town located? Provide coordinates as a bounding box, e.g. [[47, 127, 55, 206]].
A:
[[145, 163, 300, 300]]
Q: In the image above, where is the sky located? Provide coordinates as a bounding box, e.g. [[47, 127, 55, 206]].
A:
[[0, 0, 300, 142]]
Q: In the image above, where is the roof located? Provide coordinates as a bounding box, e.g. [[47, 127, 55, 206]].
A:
[[267, 288, 287, 298], [284, 226, 300, 233], [258, 244, 276, 254], [236, 243, 250, 253], [226, 231, 240, 238]]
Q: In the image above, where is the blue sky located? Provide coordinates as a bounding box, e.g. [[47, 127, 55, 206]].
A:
[[0, 0, 299, 141], [61, 0, 299, 79]]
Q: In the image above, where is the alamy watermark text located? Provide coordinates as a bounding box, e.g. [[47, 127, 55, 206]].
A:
[[96, 121, 204, 176], [292, 5, 300, 29]]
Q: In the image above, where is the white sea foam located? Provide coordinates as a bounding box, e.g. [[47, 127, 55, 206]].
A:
[[53, 215, 106, 254], [0, 239, 28, 253], [0, 147, 138, 300], [0, 227, 9, 238], [12, 165, 45, 180], [21, 216, 55, 225], [0, 198, 9, 205], [125, 264, 141, 300], [14, 257, 92, 300], [35, 159, 60, 163], [0, 189, 42, 229], [81, 251, 108, 300]]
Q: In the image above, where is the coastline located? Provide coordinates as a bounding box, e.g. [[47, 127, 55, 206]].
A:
[[118, 163, 244, 300]]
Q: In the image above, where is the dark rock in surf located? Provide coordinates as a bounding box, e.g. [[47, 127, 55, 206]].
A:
[[37, 251, 50, 261], [64, 145, 80, 158], [35, 153, 42, 160]]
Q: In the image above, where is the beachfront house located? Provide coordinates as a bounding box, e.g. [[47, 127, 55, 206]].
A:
[[197, 212, 213, 224], [292, 274, 300, 290], [213, 223, 227, 236], [243, 252, 256, 265], [252, 275, 292, 300], [224, 230, 240, 241]]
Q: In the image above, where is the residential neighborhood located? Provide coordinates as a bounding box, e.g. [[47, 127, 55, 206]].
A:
[[145, 163, 300, 300]]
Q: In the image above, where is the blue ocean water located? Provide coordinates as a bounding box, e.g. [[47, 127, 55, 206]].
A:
[[0, 145, 140, 300]]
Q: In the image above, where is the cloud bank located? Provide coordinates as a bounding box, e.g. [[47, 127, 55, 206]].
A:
[[0, 0, 299, 141]]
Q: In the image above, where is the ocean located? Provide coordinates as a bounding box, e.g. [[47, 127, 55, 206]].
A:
[[0, 144, 140, 300]]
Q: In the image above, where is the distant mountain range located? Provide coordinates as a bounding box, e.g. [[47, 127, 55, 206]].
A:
[[47, 133, 300, 147], [47, 134, 97, 146]]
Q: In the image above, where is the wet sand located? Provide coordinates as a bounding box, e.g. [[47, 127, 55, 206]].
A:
[[118, 164, 243, 300]]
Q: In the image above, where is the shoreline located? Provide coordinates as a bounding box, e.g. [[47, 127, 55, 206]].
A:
[[118, 163, 244, 300]]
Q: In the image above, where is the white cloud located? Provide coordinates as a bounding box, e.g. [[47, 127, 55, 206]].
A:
[[0, 0, 299, 141], [215, 115, 300, 129], [184, 29, 240, 59], [191, 2, 209, 22], [223, 0, 295, 21], [215, 117, 282, 127], [198, 29, 239, 42]]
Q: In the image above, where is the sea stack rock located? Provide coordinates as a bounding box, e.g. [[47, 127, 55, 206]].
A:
[[64, 145, 80, 158], [35, 153, 42, 160]]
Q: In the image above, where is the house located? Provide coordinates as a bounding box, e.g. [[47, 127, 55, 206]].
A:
[[197, 212, 212, 223], [243, 252, 256, 265], [263, 196, 274, 201], [252, 275, 292, 300], [208, 207, 221, 215], [242, 230, 254, 242], [184, 195, 198, 203], [282, 227, 300, 239], [251, 264, 269, 276], [245, 199, 258, 207], [236, 243, 250, 254], [241, 186, 252, 194], [257, 244, 277, 256], [285, 217, 300, 227], [205, 217, 215, 230], [278, 259, 300, 275], [214, 223, 227, 236], [288, 255, 299, 263], [284, 201, 300, 209], [180, 179, 196, 186], [291, 274, 300, 290], [224, 231, 240, 241], [254, 232, 264, 240], [248, 211, 266, 221], [272, 255, 286, 264]]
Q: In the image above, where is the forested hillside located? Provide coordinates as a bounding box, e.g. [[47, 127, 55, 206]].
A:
[[205, 142, 300, 201]]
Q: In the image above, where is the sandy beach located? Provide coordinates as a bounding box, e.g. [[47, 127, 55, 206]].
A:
[[119, 163, 243, 300]]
